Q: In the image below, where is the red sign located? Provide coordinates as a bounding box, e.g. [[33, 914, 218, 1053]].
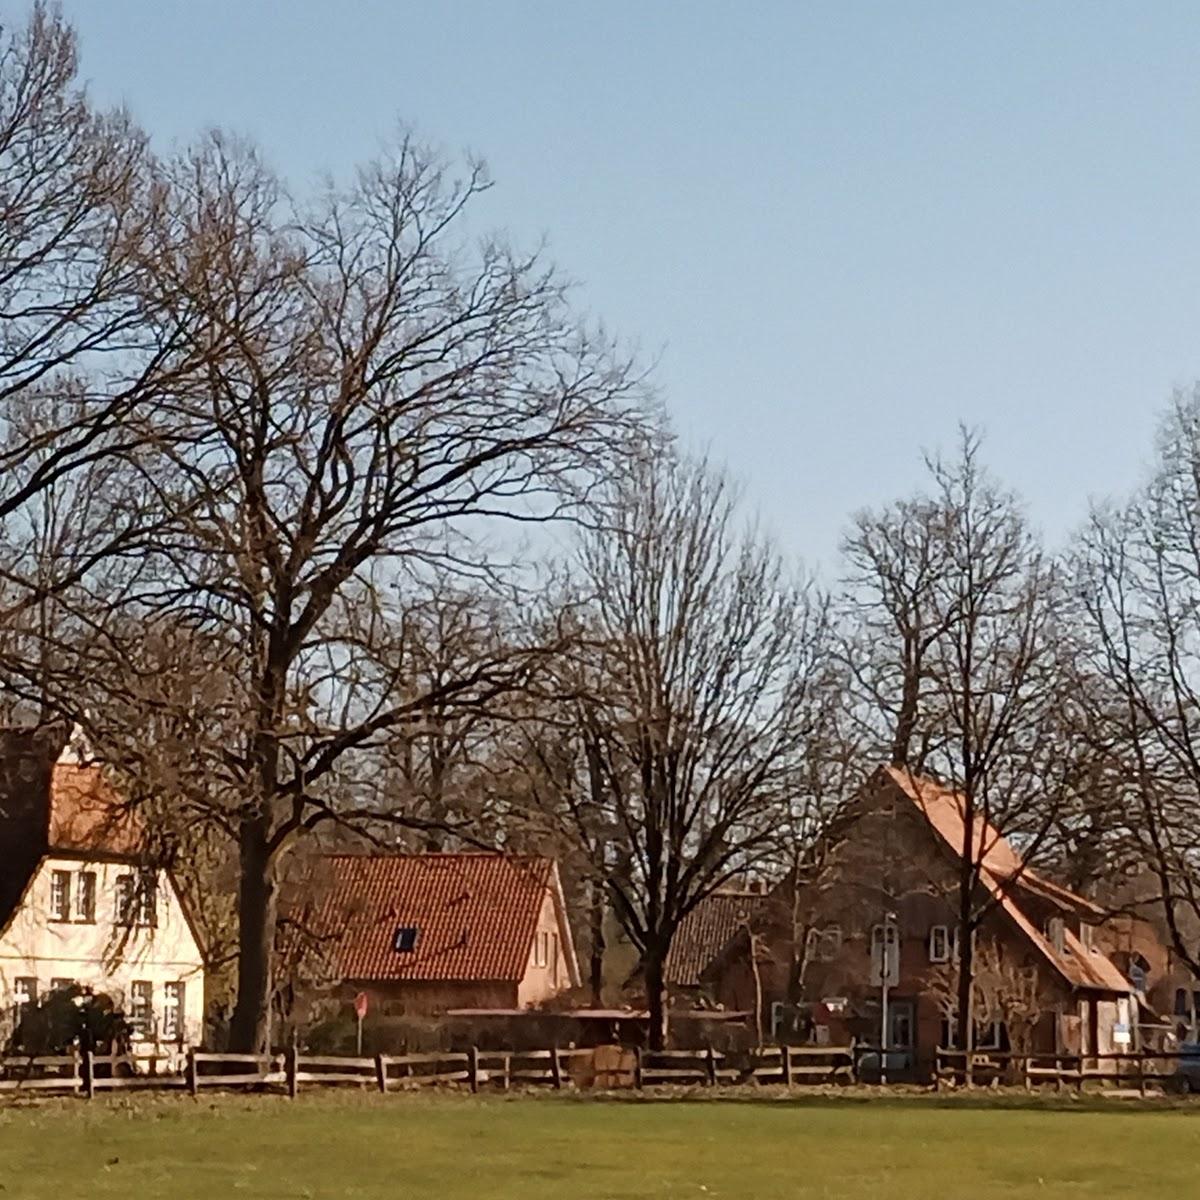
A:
[[353, 992, 369, 1020]]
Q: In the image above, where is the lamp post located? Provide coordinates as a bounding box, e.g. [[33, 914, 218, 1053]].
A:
[[880, 910, 897, 1085]]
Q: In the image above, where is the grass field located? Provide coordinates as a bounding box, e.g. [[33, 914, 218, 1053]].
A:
[[0, 1092, 1196, 1199]]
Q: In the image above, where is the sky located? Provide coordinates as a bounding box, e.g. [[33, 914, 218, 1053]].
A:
[[56, 0, 1200, 568]]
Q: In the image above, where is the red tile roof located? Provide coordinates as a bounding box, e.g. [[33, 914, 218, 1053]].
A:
[[312, 853, 571, 983], [880, 765, 1131, 994], [665, 891, 767, 987], [48, 762, 141, 856]]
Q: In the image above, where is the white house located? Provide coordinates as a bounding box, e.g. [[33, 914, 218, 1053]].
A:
[[0, 725, 205, 1059]]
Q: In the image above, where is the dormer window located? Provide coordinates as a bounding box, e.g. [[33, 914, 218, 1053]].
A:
[[393, 926, 419, 953]]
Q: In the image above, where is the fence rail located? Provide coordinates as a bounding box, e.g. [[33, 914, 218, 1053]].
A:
[[0, 1043, 859, 1099], [934, 1048, 1193, 1093]]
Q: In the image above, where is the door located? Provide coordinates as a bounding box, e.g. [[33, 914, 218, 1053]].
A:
[[886, 999, 916, 1074]]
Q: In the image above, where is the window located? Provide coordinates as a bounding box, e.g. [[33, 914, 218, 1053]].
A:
[[116, 872, 157, 928], [12, 977, 38, 1022], [976, 1019, 1006, 1050], [49, 978, 75, 994], [392, 926, 419, 953], [807, 925, 842, 962], [929, 925, 950, 964], [533, 930, 550, 968], [1079, 921, 1095, 951], [75, 871, 96, 923], [129, 981, 153, 1038], [1175, 987, 1190, 1018], [115, 874, 136, 925], [135, 873, 157, 927], [50, 870, 71, 921], [162, 982, 185, 1041]]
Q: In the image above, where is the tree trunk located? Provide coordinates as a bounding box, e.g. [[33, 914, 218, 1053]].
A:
[[228, 816, 276, 1053], [956, 920, 974, 1055], [589, 879, 606, 1008], [644, 946, 669, 1051]]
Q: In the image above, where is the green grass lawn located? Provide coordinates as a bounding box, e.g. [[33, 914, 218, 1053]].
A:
[[0, 1092, 1196, 1199]]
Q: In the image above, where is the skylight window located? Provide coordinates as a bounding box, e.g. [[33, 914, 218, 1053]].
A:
[[393, 926, 419, 953]]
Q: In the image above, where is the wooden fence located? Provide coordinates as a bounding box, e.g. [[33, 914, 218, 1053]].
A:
[[934, 1048, 1192, 1093], [0, 1043, 857, 1099]]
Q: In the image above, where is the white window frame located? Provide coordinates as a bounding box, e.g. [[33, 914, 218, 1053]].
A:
[[129, 980, 154, 1039], [818, 925, 842, 961], [976, 1018, 1005, 1050], [74, 870, 96, 924], [116, 872, 157, 929], [162, 981, 185, 1041], [928, 925, 950, 964], [13, 977, 38, 1021], [49, 870, 71, 922], [534, 930, 550, 968]]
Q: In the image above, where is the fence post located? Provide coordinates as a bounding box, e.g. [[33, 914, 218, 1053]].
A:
[[1075, 1054, 1084, 1095], [375, 1053, 388, 1095], [781, 1043, 792, 1089], [186, 1048, 198, 1097], [468, 1046, 479, 1094], [1023, 1055, 1032, 1092], [706, 1044, 718, 1087], [286, 1032, 298, 1100], [82, 1048, 95, 1101], [634, 1046, 644, 1090], [551, 1047, 563, 1090]]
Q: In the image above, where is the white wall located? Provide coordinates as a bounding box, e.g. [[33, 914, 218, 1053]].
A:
[[0, 856, 205, 1053], [517, 889, 576, 1007]]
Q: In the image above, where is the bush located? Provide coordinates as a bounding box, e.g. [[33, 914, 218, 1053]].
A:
[[6, 985, 132, 1057]]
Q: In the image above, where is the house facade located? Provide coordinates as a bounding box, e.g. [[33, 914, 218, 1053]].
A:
[[706, 765, 1138, 1080], [303, 852, 580, 1015], [0, 725, 206, 1057]]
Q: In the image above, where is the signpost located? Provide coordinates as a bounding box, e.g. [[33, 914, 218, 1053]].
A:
[[354, 991, 369, 1056]]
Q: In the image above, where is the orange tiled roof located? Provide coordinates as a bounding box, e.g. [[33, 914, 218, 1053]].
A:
[[313, 853, 566, 983], [665, 891, 767, 987], [47, 762, 141, 856], [881, 765, 1131, 994]]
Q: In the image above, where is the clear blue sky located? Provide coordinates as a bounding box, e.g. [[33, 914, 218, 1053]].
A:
[[60, 1, 1200, 567]]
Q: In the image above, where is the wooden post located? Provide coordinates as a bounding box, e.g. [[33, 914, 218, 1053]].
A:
[[468, 1046, 479, 1094], [781, 1043, 792, 1089], [286, 1032, 298, 1100], [551, 1047, 563, 1090], [82, 1048, 95, 1101], [634, 1045, 644, 1090], [1023, 1056, 1032, 1092], [706, 1044, 717, 1087], [186, 1048, 198, 1097], [1055, 1054, 1063, 1094], [502, 1053, 511, 1091], [375, 1053, 388, 1095], [1075, 1055, 1084, 1095]]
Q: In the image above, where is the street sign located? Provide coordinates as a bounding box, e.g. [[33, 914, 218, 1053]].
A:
[[354, 992, 369, 1020]]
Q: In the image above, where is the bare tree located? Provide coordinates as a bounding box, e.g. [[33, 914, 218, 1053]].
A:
[[0, 5, 193, 546], [1078, 390, 1200, 978], [30, 131, 648, 1051], [841, 429, 1088, 1054], [530, 455, 830, 1048]]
